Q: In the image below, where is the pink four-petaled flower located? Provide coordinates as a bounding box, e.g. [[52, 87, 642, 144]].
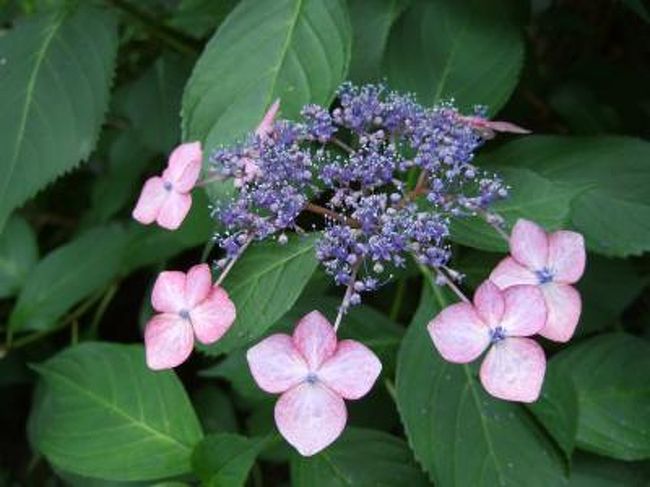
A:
[[132, 142, 202, 230], [145, 264, 236, 370], [247, 311, 382, 456], [490, 218, 586, 342], [428, 280, 547, 402]]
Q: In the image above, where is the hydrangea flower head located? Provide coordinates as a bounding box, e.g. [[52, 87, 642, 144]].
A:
[[490, 219, 586, 342], [132, 142, 202, 230], [428, 280, 547, 402], [246, 311, 382, 456], [145, 264, 236, 370]]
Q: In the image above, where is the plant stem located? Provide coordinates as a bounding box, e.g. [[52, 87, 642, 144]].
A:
[[389, 278, 406, 321], [435, 267, 471, 303], [88, 283, 119, 338], [330, 137, 354, 154], [333, 262, 360, 332], [215, 235, 253, 286], [476, 208, 510, 243], [384, 378, 397, 401], [304, 202, 360, 227]]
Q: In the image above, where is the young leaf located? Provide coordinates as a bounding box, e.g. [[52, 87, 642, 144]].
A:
[[9, 225, 128, 333], [30, 343, 203, 481], [383, 0, 524, 113], [0, 215, 38, 298], [182, 0, 352, 151], [396, 274, 565, 485], [0, 5, 118, 231], [290, 428, 430, 486]]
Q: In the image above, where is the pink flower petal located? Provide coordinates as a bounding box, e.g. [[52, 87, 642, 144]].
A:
[[247, 334, 309, 394], [548, 230, 586, 284], [473, 280, 505, 328], [427, 302, 490, 363], [151, 270, 187, 313], [539, 283, 581, 342], [482, 120, 531, 134], [156, 192, 192, 230], [292, 311, 337, 370], [163, 142, 202, 192], [500, 285, 547, 337], [489, 257, 538, 288], [275, 382, 346, 456], [256, 99, 280, 139], [510, 219, 549, 271], [132, 176, 167, 225], [144, 313, 194, 370], [479, 337, 546, 403], [184, 264, 212, 308], [318, 340, 382, 400], [191, 286, 236, 345]]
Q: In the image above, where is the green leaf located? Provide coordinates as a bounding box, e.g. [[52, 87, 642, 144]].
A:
[[0, 215, 38, 297], [192, 433, 270, 486], [182, 0, 352, 151], [553, 333, 650, 460], [450, 166, 583, 252], [478, 136, 650, 257], [9, 225, 128, 332], [290, 428, 430, 486], [169, 0, 239, 39], [30, 343, 203, 481], [348, 0, 411, 82], [396, 272, 565, 485], [383, 0, 524, 113], [198, 234, 319, 355], [0, 5, 118, 231], [567, 452, 650, 486], [192, 386, 239, 434]]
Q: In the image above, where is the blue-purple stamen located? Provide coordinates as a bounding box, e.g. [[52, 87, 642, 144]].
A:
[[490, 326, 507, 344], [163, 181, 173, 191], [179, 309, 191, 320], [305, 372, 318, 384], [535, 267, 554, 284]]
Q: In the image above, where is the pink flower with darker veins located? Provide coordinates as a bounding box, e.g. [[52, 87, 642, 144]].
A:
[[428, 280, 547, 402], [145, 264, 236, 370], [490, 219, 586, 342], [246, 311, 382, 456], [132, 142, 202, 230]]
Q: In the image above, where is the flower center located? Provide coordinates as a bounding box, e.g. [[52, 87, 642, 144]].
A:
[[163, 181, 173, 191], [535, 267, 554, 284], [305, 372, 318, 385], [490, 326, 507, 344], [179, 309, 191, 320]]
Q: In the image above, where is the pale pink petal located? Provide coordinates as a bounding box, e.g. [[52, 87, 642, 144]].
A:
[[479, 337, 546, 403], [510, 219, 549, 271], [539, 283, 581, 342], [318, 340, 382, 400], [427, 303, 490, 363], [548, 230, 586, 284], [247, 334, 309, 393], [132, 176, 167, 225], [489, 257, 538, 289], [275, 382, 346, 456], [144, 313, 194, 370], [234, 157, 261, 188], [151, 270, 187, 313], [255, 99, 280, 138], [500, 285, 547, 337], [184, 264, 212, 308], [482, 120, 531, 134], [156, 192, 192, 230], [163, 142, 202, 192], [190, 286, 236, 345], [473, 280, 505, 328], [292, 311, 337, 370]]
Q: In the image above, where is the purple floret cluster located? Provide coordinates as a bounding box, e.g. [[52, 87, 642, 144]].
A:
[[209, 82, 508, 307]]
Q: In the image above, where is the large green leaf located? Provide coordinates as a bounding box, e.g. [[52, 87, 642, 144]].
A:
[[567, 452, 650, 486], [0, 5, 118, 231], [182, 0, 351, 151], [396, 274, 565, 485], [199, 234, 319, 355], [553, 333, 650, 460], [290, 428, 430, 486], [30, 343, 203, 481], [9, 225, 128, 332], [383, 0, 524, 113], [0, 215, 38, 298]]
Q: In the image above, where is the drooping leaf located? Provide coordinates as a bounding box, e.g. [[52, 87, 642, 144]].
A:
[[182, 0, 351, 152], [396, 272, 565, 485], [383, 0, 524, 113], [30, 343, 203, 481], [553, 333, 650, 460], [0, 5, 118, 231], [9, 225, 128, 332], [0, 215, 38, 298], [291, 428, 430, 486], [198, 233, 319, 355]]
